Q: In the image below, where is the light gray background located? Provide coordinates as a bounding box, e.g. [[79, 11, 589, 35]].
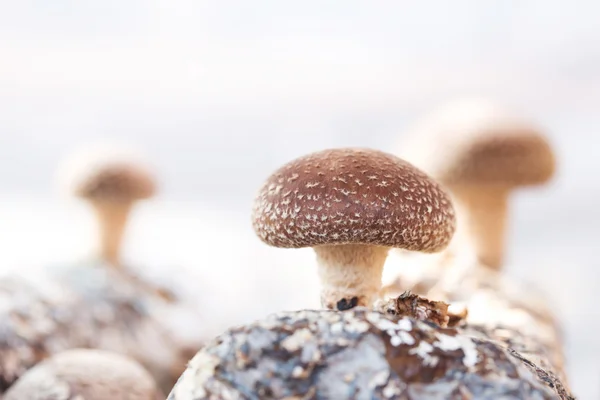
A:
[[1, 2, 598, 398]]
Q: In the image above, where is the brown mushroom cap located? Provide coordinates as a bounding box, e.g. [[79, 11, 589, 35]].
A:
[[62, 146, 156, 201], [252, 148, 456, 252], [75, 162, 156, 200], [400, 99, 556, 187]]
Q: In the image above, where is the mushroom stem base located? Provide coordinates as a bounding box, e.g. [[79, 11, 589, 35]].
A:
[[314, 244, 389, 310]]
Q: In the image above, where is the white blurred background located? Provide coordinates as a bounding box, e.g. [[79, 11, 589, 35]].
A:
[[1, 1, 599, 398]]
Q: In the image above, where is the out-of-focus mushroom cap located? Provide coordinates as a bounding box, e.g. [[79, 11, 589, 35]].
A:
[[60, 145, 157, 201], [252, 148, 455, 252], [3, 349, 161, 400], [399, 99, 556, 187]]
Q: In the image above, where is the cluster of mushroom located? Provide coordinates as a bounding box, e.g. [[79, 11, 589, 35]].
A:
[[0, 98, 570, 399], [167, 99, 571, 399]]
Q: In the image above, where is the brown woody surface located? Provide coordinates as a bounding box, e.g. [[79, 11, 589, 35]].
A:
[[0, 261, 200, 395], [168, 306, 573, 399]]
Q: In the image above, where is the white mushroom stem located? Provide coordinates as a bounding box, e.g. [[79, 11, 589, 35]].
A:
[[91, 199, 133, 267], [450, 185, 509, 270], [313, 244, 389, 310]]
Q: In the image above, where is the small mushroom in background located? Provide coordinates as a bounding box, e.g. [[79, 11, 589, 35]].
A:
[[380, 99, 568, 382], [58, 144, 176, 300], [61, 144, 157, 267], [0, 144, 206, 395], [396, 98, 556, 270], [168, 308, 572, 400], [3, 349, 163, 400], [252, 148, 456, 310]]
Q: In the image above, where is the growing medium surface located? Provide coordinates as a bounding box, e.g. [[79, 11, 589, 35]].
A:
[[169, 308, 571, 400], [0, 261, 197, 395]]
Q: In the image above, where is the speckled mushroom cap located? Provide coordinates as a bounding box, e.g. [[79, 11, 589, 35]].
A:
[[399, 99, 556, 187], [60, 145, 156, 201], [168, 309, 571, 400], [252, 148, 456, 252], [3, 349, 162, 400]]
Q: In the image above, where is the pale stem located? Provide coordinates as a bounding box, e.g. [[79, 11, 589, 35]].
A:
[[450, 185, 509, 271], [91, 199, 132, 267], [313, 244, 389, 310]]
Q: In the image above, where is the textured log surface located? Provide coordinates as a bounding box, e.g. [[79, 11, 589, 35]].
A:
[[383, 258, 567, 382], [0, 261, 200, 395], [168, 308, 573, 400]]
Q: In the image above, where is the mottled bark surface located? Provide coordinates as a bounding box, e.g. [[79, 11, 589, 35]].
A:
[[0, 261, 201, 395], [383, 259, 566, 383], [168, 308, 573, 400], [375, 291, 454, 328]]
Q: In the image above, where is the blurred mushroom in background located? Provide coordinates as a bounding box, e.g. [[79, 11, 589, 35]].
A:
[[252, 148, 456, 311], [0, 144, 206, 395], [382, 97, 558, 295], [62, 144, 157, 267], [56, 144, 177, 298], [3, 349, 163, 400], [395, 98, 556, 270], [381, 98, 567, 382]]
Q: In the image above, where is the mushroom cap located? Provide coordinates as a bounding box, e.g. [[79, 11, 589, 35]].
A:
[[3, 349, 162, 400], [252, 148, 455, 252], [60, 144, 157, 202], [399, 99, 556, 187]]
